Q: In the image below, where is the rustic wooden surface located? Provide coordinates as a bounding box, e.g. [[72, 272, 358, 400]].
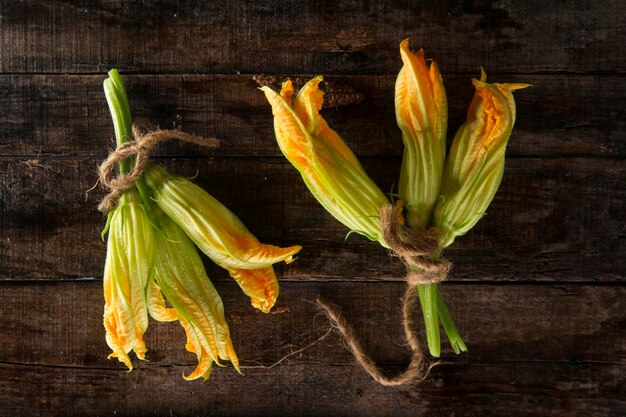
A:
[[0, 1, 624, 416]]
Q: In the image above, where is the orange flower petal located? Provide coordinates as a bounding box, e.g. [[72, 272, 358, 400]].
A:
[[147, 278, 177, 322], [178, 315, 214, 381], [280, 79, 294, 105], [397, 39, 436, 131], [223, 265, 280, 313], [262, 84, 315, 169], [229, 236, 301, 266], [292, 77, 367, 174]]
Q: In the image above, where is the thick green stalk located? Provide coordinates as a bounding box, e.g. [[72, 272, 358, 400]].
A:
[[417, 283, 440, 357], [103, 69, 153, 210], [418, 284, 467, 356], [417, 243, 467, 357]]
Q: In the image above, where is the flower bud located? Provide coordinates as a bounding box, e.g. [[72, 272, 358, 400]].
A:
[[434, 70, 529, 247], [395, 40, 448, 230], [144, 165, 299, 311], [262, 77, 390, 245], [149, 215, 239, 380], [102, 189, 153, 370]]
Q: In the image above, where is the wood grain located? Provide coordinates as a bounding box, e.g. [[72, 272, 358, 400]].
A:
[[1, 281, 624, 416], [0, 158, 623, 282], [1, 0, 625, 75], [2, 1, 625, 415], [1, 74, 625, 158], [2, 281, 623, 366], [2, 362, 622, 417]]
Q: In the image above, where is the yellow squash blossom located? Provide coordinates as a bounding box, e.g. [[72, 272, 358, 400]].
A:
[[395, 40, 448, 230], [434, 70, 529, 247], [261, 77, 390, 246], [102, 189, 153, 370], [144, 165, 299, 312], [148, 213, 240, 380]]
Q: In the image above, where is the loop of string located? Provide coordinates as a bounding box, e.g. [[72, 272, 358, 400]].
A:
[[316, 204, 451, 386], [97, 118, 220, 213]]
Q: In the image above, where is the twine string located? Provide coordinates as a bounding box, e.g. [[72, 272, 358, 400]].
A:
[[316, 204, 451, 386], [97, 118, 219, 212]]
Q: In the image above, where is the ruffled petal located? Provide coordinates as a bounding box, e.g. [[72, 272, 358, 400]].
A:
[[292, 77, 367, 174], [223, 265, 279, 313], [146, 278, 177, 322], [397, 39, 435, 131], [262, 84, 315, 169], [178, 315, 214, 381], [227, 236, 301, 266]]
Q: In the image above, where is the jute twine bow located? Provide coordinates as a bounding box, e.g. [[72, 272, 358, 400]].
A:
[[97, 118, 220, 213], [316, 204, 451, 386]]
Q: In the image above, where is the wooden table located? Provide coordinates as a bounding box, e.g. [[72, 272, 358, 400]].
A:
[[1, 1, 624, 416]]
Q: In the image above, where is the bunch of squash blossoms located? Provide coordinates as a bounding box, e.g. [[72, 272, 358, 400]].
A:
[[262, 39, 528, 383], [100, 70, 301, 381]]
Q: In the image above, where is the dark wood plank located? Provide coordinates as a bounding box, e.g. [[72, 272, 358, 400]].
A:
[[0, 157, 624, 282], [2, 281, 623, 366], [1, 0, 625, 75], [1, 281, 624, 416], [1, 362, 622, 417], [1, 74, 625, 158]]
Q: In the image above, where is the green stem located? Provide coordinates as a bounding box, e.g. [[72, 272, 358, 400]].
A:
[[433, 244, 467, 354], [103, 69, 153, 211], [417, 243, 442, 357], [416, 244, 467, 357], [436, 286, 467, 354], [103, 72, 132, 171], [417, 283, 441, 357]]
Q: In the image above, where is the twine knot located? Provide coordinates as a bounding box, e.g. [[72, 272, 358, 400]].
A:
[[97, 118, 220, 213], [316, 203, 451, 386], [380, 204, 451, 286]]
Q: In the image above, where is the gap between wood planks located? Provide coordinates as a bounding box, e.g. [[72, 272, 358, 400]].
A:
[[1, 278, 625, 286], [1, 358, 623, 370], [1, 71, 626, 76], [2, 154, 625, 161]]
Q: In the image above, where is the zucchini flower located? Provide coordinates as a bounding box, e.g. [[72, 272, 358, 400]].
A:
[[261, 77, 390, 245], [102, 189, 153, 370], [148, 214, 239, 380], [395, 40, 448, 230], [434, 70, 529, 247], [144, 165, 300, 312]]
